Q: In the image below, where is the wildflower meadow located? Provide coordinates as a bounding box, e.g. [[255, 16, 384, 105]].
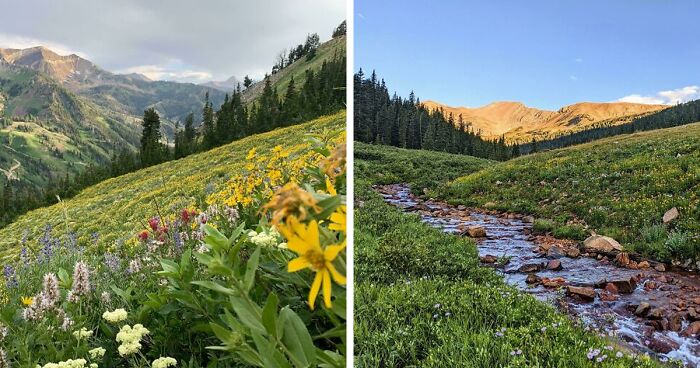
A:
[[0, 114, 347, 367]]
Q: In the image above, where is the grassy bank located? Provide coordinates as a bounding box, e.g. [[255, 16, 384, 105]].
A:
[[441, 122, 700, 264], [354, 143, 660, 367]]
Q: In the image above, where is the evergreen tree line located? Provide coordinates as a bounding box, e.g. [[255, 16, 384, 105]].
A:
[[270, 33, 321, 75], [0, 55, 346, 229], [354, 69, 516, 161], [518, 99, 700, 153]]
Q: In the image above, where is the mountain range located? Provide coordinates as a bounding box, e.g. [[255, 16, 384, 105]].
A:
[[422, 100, 668, 142]]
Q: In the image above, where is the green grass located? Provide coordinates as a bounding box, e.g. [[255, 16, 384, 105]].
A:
[[354, 143, 662, 367], [441, 122, 700, 263], [0, 111, 345, 261]]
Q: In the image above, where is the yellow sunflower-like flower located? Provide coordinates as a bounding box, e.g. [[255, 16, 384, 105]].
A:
[[320, 141, 346, 178], [264, 183, 320, 225], [21, 296, 33, 306], [277, 217, 346, 309], [328, 205, 346, 233]]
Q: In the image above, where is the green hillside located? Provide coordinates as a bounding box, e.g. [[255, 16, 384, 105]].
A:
[[242, 35, 346, 104], [441, 122, 700, 263], [0, 62, 141, 187], [0, 110, 345, 260]]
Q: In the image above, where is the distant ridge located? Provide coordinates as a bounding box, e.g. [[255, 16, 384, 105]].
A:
[[422, 99, 668, 141]]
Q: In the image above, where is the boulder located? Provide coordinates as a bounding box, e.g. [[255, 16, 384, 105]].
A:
[[546, 247, 566, 259], [615, 252, 630, 267], [566, 248, 580, 258], [635, 302, 651, 317], [480, 254, 498, 264], [546, 259, 563, 271], [464, 226, 487, 238], [647, 336, 679, 354], [663, 207, 679, 224], [647, 308, 664, 320], [609, 277, 637, 294], [542, 277, 567, 288], [683, 321, 700, 337], [519, 263, 544, 273], [583, 235, 623, 254], [669, 313, 683, 332], [567, 286, 596, 301], [605, 283, 619, 294], [526, 274, 541, 284], [638, 261, 650, 269]]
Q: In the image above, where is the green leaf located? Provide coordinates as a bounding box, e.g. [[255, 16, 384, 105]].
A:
[[279, 307, 316, 367], [261, 293, 279, 336], [191, 281, 238, 296], [252, 331, 292, 368], [229, 296, 266, 335], [244, 247, 261, 292], [57, 268, 71, 289], [203, 224, 230, 250]]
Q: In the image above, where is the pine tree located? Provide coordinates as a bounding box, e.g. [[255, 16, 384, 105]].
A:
[[140, 108, 164, 167]]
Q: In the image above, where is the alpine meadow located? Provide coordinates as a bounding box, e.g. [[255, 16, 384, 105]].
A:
[[0, 2, 348, 367], [354, 0, 700, 367]]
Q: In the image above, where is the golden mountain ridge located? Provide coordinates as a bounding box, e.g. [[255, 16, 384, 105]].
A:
[[422, 100, 668, 142]]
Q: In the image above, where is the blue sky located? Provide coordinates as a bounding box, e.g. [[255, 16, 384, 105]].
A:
[[355, 0, 700, 110]]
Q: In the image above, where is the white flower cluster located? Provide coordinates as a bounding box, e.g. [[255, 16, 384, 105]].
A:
[[39, 358, 89, 368], [152, 357, 177, 368], [88, 347, 106, 359], [116, 324, 150, 357], [102, 308, 128, 323], [72, 327, 93, 340], [248, 228, 282, 248]]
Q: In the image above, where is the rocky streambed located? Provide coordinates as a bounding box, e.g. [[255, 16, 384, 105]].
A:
[[377, 183, 700, 366]]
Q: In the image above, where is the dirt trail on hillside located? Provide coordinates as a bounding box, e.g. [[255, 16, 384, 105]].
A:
[[378, 183, 700, 366]]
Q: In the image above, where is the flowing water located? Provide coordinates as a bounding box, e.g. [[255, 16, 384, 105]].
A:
[[378, 183, 700, 367]]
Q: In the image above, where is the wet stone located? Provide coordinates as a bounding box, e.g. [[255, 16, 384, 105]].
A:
[[546, 259, 563, 271], [546, 247, 566, 259], [635, 302, 651, 317], [480, 255, 498, 264], [519, 263, 544, 273], [567, 286, 596, 301], [526, 274, 541, 284]]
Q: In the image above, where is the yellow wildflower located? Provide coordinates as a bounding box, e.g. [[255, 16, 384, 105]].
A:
[[277, 217, 346, 309], [329, 205, 346, 233], [264, 183, 320, 225], [246, 148, 257, 160], [21, 296, 33, 306], [320, 141, 346, 177]]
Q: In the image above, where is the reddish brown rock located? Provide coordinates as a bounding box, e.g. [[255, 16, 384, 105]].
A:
[[541, 277, 567, 288], [635, 302, 651, 317], [464, 226, 487, 238], [683, 321, 700, 337], [546, 259, 563, 271], [519, 263, 544, 273], [567, 286, 596, 301], [669, 313, 683, 332], [605, 283, 619, 294], [647, 336, 679, 354], [600, 291, 618, 301], [654, 264, 666, 272], [610, 278, 637, 294], [566, 248, 580, 258], [638, 261, 651, 269], [480, 255, 498, 264], [615, 252, 630, 266]]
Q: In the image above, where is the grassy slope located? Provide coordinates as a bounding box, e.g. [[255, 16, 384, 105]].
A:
[[441, 122, 700, 263], [242, 36, 346, 104], [354, 143, 660, 367], [0, 111, 345, 260]]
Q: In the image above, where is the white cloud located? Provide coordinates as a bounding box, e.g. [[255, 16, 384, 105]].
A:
[[0, 32, 88, 58], [617, 85, 700, 105], [574, 58, 583, 63], [118, 64, 212, 83]]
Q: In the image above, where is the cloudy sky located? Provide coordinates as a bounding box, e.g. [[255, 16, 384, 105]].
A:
[[356, 0, 700, 109], [0, 0, 345, 83]]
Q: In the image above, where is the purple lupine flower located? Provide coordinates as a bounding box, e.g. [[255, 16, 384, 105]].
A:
[[67, 232, 78, 250], [173, 231, 184, 252], [20, 247, 29, 265], [91, 232, 100, 245], [2, 265, 18, 288]]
